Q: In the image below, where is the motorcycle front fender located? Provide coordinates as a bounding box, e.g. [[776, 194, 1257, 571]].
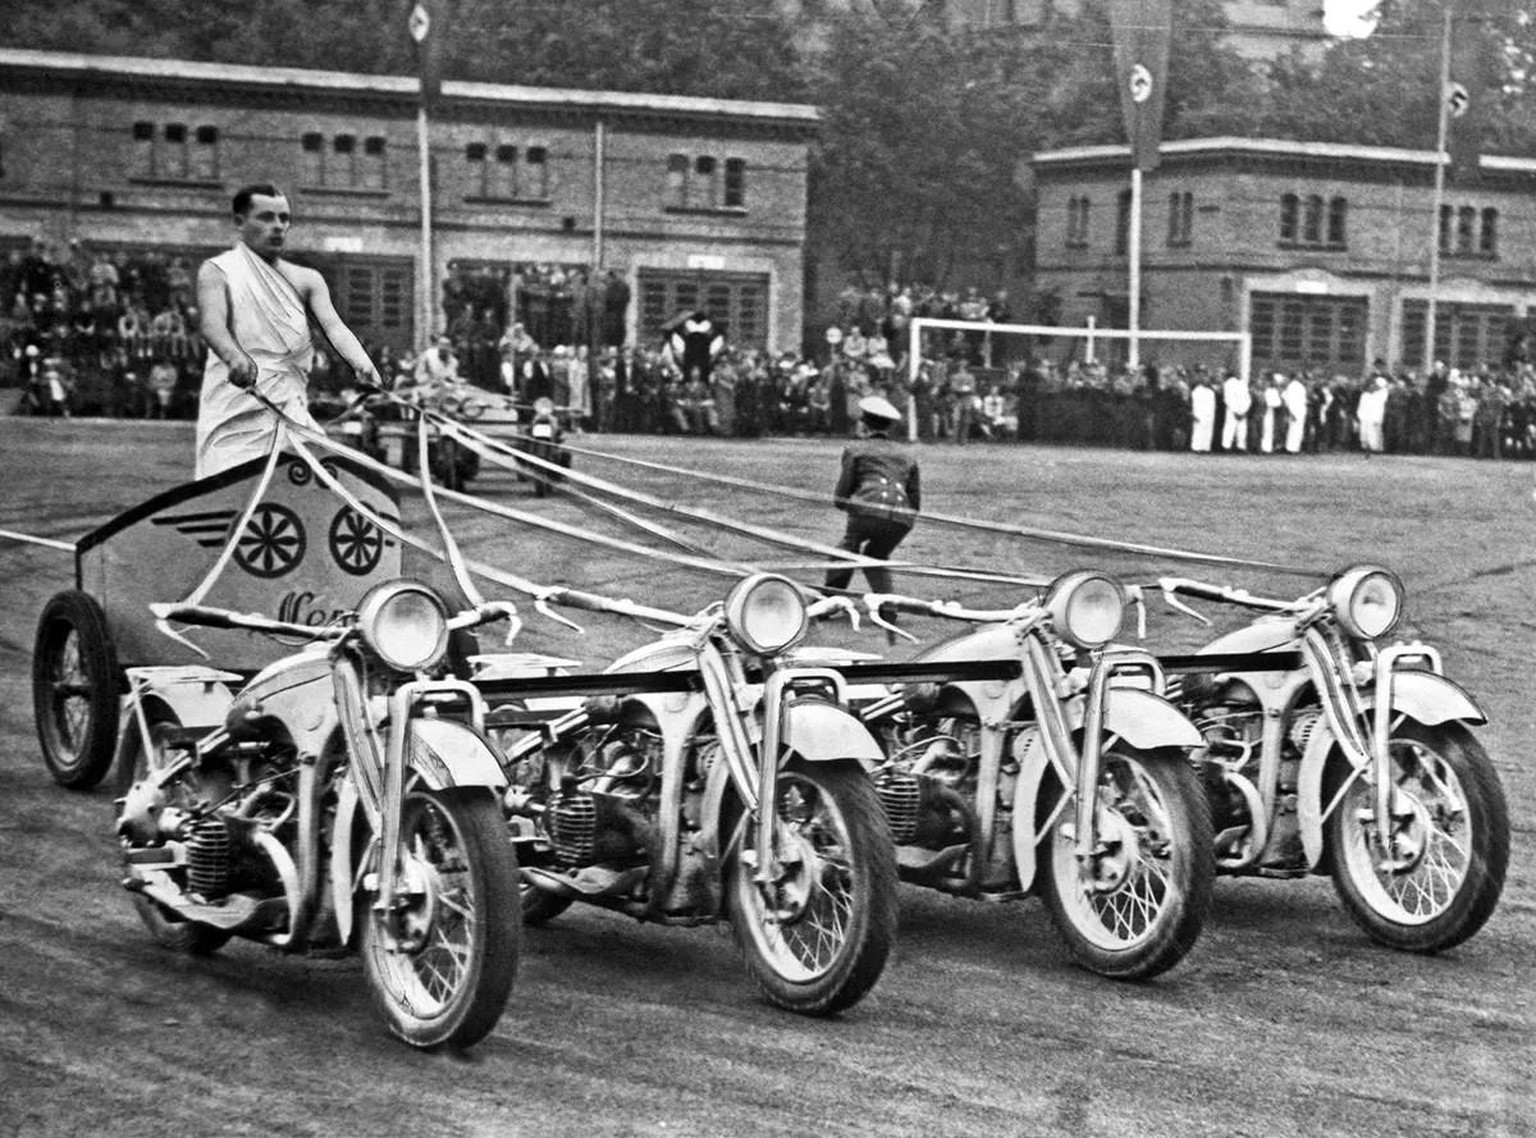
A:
[[1101, 688, 1203, 751], [407, 718, 507, 791], [781, 700, 885, 766], [1010, 728, 1053, 893], [329, 777, 367, 946], [1295, 670, 1486, 868]]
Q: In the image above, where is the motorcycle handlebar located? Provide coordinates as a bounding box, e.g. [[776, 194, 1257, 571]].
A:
[[1155, 577, 1297, 613], [862, 592, 1034, 624], [149, 602, 344, 640]]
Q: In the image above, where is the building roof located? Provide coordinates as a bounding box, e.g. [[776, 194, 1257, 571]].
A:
[[0, 46, 821, 129], [1031, 136, 1536, 175]]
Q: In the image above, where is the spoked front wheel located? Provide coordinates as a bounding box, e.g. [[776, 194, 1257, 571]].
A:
[[1326, 721, 1508, 953], [724, 759, 897, 1016], [1039, 746, 1214, 980], [361, 786, 520, 1049]]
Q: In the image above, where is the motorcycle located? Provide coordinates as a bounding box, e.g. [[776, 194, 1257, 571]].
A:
[[114, 581, 522, 1048], [831, 571, 1215, 980], [513, 396, 571, 498], [487, 573, 898, 1016], [1155, 566, 1509, 952]]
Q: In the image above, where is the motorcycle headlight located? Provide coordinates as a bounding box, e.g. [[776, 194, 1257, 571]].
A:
[[1329, 565, 1403, 641], [355, 580, 450, 672], [724, 573, 808, 656], [1045, 570, 1126, 651]]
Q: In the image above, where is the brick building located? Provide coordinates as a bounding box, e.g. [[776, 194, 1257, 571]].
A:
[[1031, 137, 1536, 376], [0, 47, 819, 356]]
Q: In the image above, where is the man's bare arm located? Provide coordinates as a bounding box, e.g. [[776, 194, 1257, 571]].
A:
[[196, 261, 258, 388], [299, 268, 381, 386]]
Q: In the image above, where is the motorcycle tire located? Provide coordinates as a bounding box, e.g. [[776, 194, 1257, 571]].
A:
[[724, 758, 897, 1017], [361, 786, 520, 1049], [1325, 720, 1509, 953], [117, 712, 233, 955], [1038, 745, 1215, 981], [33, 589, 122, 789]]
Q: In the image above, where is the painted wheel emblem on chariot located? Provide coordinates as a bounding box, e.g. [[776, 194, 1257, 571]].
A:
[[233, 504, 307, 578], [329, 508, 384, 576]]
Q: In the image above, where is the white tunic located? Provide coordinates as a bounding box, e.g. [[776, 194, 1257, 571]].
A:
[[194, 244, 318, 479]]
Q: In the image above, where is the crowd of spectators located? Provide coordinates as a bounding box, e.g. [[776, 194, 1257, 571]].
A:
[[10, 239, 1536, 464], [3, 237, 207, 417]]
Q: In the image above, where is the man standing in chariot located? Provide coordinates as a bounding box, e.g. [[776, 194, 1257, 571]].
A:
[[194, 183, 381, 477]]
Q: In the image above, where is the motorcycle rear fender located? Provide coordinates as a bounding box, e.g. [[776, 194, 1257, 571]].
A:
[[113, 666, 238, 773], [1295, 671, 1485, 868], [781, 700, 885, 766], [407, 718, 507, 791]]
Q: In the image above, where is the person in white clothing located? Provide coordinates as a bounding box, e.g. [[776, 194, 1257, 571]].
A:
[[1189, 374, 1216, 452], [1221, 372, 1252, 451], [1259, 374, 1283, 453], [1282, 373, 1309, 453], [195, 183, 380, 478], [1356, 374, 1389, 453]]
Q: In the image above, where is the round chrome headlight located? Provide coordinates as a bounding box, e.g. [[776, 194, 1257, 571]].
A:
[[724, 574, 808, 656], [1045, 570, 1126, 650], [356, 580, 450, 672], [1329, 565, 1403, 641]]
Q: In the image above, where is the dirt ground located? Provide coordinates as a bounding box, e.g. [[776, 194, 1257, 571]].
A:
[[0, 419, 1530, 1138]]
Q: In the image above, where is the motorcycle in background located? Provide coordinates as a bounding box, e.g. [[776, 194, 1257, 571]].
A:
[[488, 573, 898, 1016], [114, 581, 522, 1049], [514, 396, 572, 498], [1155, 566, 1509, 952], [829, 571, 1214, 981]]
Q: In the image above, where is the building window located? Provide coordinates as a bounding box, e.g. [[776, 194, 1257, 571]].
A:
[[1114, 188, 1131, 255], [132, 121, 155, 178], [1167, 190, 1193, 246], [1480, 207, 1498, 256], [465, 141, 548, 200], [162, 123, 189, 178], [331, 134, 356, 188], [1456, 205, 1476, 253], [524, 146, 549, 199], [191, 125, 219, 180], [1401, 300, 1512, 370], [1250, 292, 1368, 373], [1301, 194, 1323, 244], [1279, 193, 1298, 242], [362, 135, 387, 190], [694, 155, 719, 208], [1280, 192, 1345, 248], [724, 158, 747, 208], [492, 144, 517, 199], [664, 153, 743, 212], [666, 153, 688, 208], [300, 132, 324, 186], [1066, 195, 1090, 248], [1326, 196, 1347, 246]]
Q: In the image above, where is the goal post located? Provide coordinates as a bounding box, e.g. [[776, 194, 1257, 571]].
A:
[[904, 315, 1252, 389]]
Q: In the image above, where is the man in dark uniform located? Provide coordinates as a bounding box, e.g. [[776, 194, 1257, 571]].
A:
[[823, 396, 921, 631]]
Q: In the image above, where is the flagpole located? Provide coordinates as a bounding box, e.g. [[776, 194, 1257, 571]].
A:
[[1128, 165, 1142, 368], [418, 104, 433, 346], [1424, 4, 1452, 373]]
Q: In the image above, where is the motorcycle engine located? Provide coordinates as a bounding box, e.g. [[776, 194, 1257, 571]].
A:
[[119, 746, 297, 904], [544, 727, 662, 868], [878, 717, 980, 847]]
